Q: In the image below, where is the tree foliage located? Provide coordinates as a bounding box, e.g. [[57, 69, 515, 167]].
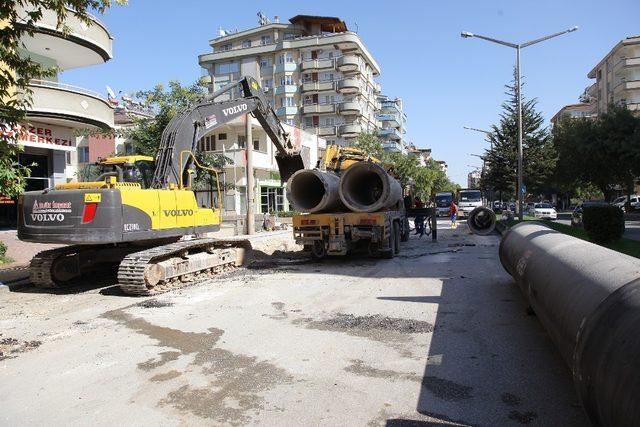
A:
[[480, 72, 556, 199], [354, 133, 457, 199], [0, 0, 125, 198], [552, 105, 640, 200]]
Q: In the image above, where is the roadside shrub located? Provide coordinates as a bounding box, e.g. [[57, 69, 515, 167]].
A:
[[583, 205, 624, 243], [274, 211, 300, 218], [0, 241, 6, 258]]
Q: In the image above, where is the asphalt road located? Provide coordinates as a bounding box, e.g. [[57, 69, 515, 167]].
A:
[[0, 223, 586, 425]]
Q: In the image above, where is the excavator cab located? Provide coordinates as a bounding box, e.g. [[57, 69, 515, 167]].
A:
[[79, 156, 156, 189]]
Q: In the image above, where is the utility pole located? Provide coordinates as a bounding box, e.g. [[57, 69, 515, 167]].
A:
[[245, 114, 255, 235], [461, 26, 578, 220]]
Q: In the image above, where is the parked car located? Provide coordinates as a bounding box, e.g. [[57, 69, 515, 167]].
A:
[[612, 195, 640, 212], [525, 203, 536, 215], [571, 200, 610, 227], [531, 203, 557, 220]]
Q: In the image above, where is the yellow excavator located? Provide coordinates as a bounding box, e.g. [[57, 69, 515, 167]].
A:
[[17, 77, 305, 295]]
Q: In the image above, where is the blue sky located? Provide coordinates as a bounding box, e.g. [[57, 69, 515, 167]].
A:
[[63, 0, 640, 186]]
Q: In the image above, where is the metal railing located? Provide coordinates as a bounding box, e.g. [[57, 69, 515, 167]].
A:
[[29, 79, 107, 101]]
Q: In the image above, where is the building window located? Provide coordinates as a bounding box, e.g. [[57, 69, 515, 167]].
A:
[[280, 75, 294, 86], [304, 117, 313, 127], [220, 44, 232, 52], [218, 133, 227, 140], [253, 140, 260, 151], [322, 73, 334, 82], [242, 39, 252, 48], [277, 53, 293, 64], [261, 79, 273, 90], [261, 35, 271, 45], [215, 62, 239, 75], [261, 187, 285, 213], [260, 58, 272, 68], [238, 135, 246, 148], [65, 151, 72, 165], [283, 32, 295, 40], [281, 96, 295, 107], [324, 117, 335, 126], [323, 95, 335, 104], [78, 146, 89, 163], [198, 134, 216, 152], [285, 119, 295, 126]]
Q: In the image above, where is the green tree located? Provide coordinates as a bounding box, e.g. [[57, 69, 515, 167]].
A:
[[1, 0, 125, 198], [482, 72, 556, 199], [125, 80, 206, 156]]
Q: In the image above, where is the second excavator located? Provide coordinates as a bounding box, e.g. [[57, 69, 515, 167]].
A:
[[17, 77, 304, 295]]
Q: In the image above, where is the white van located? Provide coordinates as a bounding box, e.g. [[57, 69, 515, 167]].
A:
[[457, 189, 482, 217]]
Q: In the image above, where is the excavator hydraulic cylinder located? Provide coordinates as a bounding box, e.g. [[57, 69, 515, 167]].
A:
[[287, 169, 342, 213], [499, 221, 640, 427], [338, 162, 402, 213]]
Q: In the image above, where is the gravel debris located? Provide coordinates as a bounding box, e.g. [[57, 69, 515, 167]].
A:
[[137, 299, 174, 308], [310, 313, 434, 334]]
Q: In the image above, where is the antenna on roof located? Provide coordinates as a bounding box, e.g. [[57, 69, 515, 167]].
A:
[[218, 26, 229, 37], [257, 11, 271, 26]]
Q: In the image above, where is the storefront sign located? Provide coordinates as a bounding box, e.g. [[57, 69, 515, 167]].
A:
[[0, 196, 15, 205], [1, 123, 76, 152]]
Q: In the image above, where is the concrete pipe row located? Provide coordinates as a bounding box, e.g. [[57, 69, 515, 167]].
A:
[[499, 221, 640, 426], [287, 162, 402, 214]]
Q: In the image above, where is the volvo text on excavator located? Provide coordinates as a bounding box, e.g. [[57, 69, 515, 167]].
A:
[[17, 77, 305, 295]]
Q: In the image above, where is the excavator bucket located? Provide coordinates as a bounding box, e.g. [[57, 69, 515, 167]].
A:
[[275, 153, 306, 183]]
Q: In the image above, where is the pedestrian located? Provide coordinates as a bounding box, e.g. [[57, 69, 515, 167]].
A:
[[449, 200, 458, 229], [414, 197, 425, 236]]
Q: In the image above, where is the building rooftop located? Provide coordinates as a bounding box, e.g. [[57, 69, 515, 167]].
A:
[[289, 15, 348, 33], [587, 35, 640, 78]]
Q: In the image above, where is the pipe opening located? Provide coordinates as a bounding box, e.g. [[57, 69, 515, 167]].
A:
[[467, 207, 496, 235], [343, 169, 384, 207], [290, 173, 326, 211]]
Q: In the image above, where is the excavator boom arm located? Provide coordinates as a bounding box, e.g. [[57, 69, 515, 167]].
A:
[[151, 77, 304, 189]]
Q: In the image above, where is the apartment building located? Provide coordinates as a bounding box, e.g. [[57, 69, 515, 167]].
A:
[[377, 95, 407, 153], [436, 160, 448, 175], [587, 35, 640, 115], [550, 102, 597, 126], [1, 6, 114, 226], [407, 144, 432, 166], [196, 116, 325, 216], [467, 170, 481, 189], [198, 14, 381, 146]]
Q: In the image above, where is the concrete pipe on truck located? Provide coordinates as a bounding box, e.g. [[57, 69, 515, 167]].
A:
[[287, 169, 342, 213], [338, 162, 402, 213], [467, 207, 496, 235], [499, 221, 640, 426]]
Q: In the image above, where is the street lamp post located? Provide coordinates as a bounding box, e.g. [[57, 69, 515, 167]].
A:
[[461, 27, 578, 220]]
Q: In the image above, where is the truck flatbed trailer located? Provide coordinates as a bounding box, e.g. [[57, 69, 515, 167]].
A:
[[292, 210, 409, 260]]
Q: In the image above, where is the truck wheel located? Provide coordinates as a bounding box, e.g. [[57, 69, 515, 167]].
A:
[[382, 224, 395, 259], [393, 221, 401, 254], [400, 218, 409, 242], [311, 241, 327, 261]]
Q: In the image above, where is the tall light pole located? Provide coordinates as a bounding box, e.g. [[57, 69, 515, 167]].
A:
[[461, 27, 578, 220]]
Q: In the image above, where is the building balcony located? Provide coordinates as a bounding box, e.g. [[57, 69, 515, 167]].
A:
[[276, 106, 298, 116], [376, 113, 400, 127], [274, 62, 298, 73], [337, 101, 362, 115], [373, 81, 381, 94], [302, 103, 336, 114], [380, 101, 401, 114], [336, 55, 360, 73], [300, 58, 335, 71], [383, 141, 403, 152], [16, 5, 113, 69], [613, 79, 640, 93], [26, 80, 114, 129], [378, 127, 401, 141], [274, 85, 298, 95], [304, 126, 337, 137], [614, 57, 640, 75], [301, 81, 335, 93], [336, 78, 361, 94], [338, 123, 361, 137]]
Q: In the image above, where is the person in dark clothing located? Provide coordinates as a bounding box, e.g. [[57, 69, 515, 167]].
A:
[[414, 197, 425, 236]]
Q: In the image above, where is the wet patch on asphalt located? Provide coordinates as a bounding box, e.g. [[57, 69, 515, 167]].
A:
[[102, 306, 294, 425], [345, 359, 472, 403], [0, 336, 42, 360]]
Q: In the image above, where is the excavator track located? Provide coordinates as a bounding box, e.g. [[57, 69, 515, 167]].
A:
[[117, 238, 250, 296], [30, 245, 98, 288]]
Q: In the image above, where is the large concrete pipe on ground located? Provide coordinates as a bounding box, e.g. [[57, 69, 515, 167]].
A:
[[338, 161, 402, 213], [467, 206, 496, 235], [499, 221, 640, 426], [287, 169, 342, 213]]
